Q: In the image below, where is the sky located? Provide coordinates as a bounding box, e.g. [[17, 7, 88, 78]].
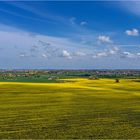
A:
[[0, 1, 140, 69]]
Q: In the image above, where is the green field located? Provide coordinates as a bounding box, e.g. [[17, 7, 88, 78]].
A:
[[0, 78, 140, 139]]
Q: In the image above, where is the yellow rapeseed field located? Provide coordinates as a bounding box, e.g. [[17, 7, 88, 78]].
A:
[[0, 78, 140, 139]]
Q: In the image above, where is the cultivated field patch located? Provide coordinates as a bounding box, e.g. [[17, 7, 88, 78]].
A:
[[0, 78, 140, 139]]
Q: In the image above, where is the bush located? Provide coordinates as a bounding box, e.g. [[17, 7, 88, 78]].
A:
[[115, 79, 120, 83]]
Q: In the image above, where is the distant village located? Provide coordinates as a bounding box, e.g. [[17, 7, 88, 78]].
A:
[[0, 69, 140, 80]]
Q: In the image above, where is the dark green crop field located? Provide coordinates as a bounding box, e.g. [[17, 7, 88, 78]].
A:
[[0, 78, 140, 139]]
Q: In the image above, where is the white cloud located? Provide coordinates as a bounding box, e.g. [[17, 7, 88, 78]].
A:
[[75, 51, 86, 56], [4, 2, 67, 25], [121, 51, 140, 58], [108, 47, 119, 55], [93, 51, 108, 58], [62, 50, 72, 59], [42, 53, 48, 58], [92, 47, 119, 58], [70, 17, 76, 25], [97, 52, 108, 57], [0, 26, 83, 61], [1, 23, 140, 69], [80, 21, 88, 26], [125, 28, 139, 36], [19, 53, 27, 57], [98, 35, 112, 43], [120, 2, 140, 16], [123, 52, 135, 58]]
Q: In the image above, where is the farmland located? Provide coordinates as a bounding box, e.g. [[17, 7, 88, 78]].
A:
[[0, 78, 140, 139]]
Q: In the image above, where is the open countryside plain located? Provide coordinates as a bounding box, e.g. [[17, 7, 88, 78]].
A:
[[0, 78, 140, 139]]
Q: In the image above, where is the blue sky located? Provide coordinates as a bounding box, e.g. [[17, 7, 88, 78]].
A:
[[0, 1, 140, 69]]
